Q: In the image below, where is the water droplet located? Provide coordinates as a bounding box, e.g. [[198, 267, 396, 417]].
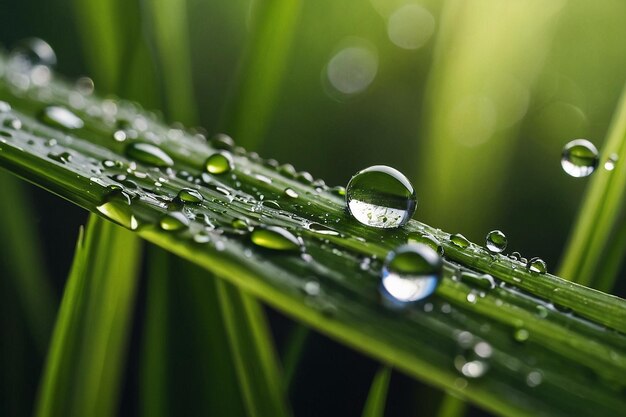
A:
[[460, 272, 496, 290], [604, 153, 618, 171], [527, 257, 547, 274], [0, 101, 11, 113], [125, 142, 174, 167], [514, 328, 530, 342], [251, 226, 302, 251], [278, 163, 296, 177], [113, 130, 127, 142], [450, 233, 469, 249], [561, 139, 598, 177], [346, 165, 417, 228], [3, 116, 22, 130], [307, 222, 340, 236], [160, 212, 189, 231], [304, 281, 320, 296], [10, 38, 57, 68], [75, 76, 95, 95], [485, 230, 507, 253], [331, 186, 346, 196], [205, 151, 233, 174], [325, 41, 378, 96], [387, 4, 435, 50], [380, 243, 442, 304], [509, 251, 522, 261], [211, 133, 234, 149], [47, 151, 72, 164], [96, 189, 139, 230], [407, 232, 444, 256], [176, 188, 203, 204], [284, 188, 298, 199], [40, 106, 84, 130], [454, 339, 492, 379], [295, 171, 314, 184], [231, 218, 251, 230], [526, 371, 543, 388]]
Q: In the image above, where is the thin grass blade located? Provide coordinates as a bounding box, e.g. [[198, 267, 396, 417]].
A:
[[361, 366, 391, 417]]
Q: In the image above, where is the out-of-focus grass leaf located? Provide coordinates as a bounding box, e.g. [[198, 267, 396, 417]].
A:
[[217, 280, 291, 417], [559, 85, 626, 291], [0, 172, 55, 350], [281, 323, 310, 389], [418, 0, 564, 234], [220, 0, 302, 149], [34, 215, 141, 417], [436, 395, 466, 417], [361, 366, 391, 417]]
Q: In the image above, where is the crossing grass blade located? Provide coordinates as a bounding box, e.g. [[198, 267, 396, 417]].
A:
[[2, 59, 626, 417], [361, 366, 391, 417], [34, 215, 142, 417]]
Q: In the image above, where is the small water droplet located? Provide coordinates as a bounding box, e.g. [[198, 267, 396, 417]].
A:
[[454, 339, 491, 379], [526, 257, 547, 274], [75, 76, 95, 95], [160, 211, 189, 231], [346, 165, 417, 228], [231, 218, 251, 230], [176, 188, 203, 204], [460, 272, 496, 290], [450, 233, 469, 248], [211, 133, 234, 149], [96, 189, 139, 230], [205, 151, 233, 174], [526, 371, 543, 388], [0, 101, 11, 113], [304, 281, 320, 296], [604, 153, 618, 171], [10, 37, 57, 68], [125, 142, 174, 167], [407, 232, 444, 256], [3, 116, 22, 130], [561, 139, 598, 177], [485, 230, 507, 253], [509, 251, 522, 261], [513, 328, 530, 342], [307, 222, 340, 236], [284, 188, 299, 199], [47, 151, 72, 164], [295, 171, 314, 184], [113, 130, 127, 142], [380, 243, 442, 304], [40, 106, 84, 130], [251, 226, 302, 251], [331, 186, 346, 196]]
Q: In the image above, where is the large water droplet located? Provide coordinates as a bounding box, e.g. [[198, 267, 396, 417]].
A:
[[346, 165, 417, 228], [160, 212, 189, 231], [450, 233, 469, 249], [380, 243, 442, 304], [125, 142, 174, 167], [251, 226, 302, 251], [96, 189, 139, 230], [485, 230, 507, 253], [527, 257, 547, 274], [561, 139, 598, 177], [176, 188, 203, 204], [205, 151, 233, 174], [40, 106, 84, 130]]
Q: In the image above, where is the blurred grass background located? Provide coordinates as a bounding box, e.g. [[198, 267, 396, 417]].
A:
[[2, 0, 626, 416]]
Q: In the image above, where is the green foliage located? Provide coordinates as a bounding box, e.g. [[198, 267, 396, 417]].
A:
[[1, 59, 626, 416]]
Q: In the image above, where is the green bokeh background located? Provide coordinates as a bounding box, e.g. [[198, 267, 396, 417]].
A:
[[2, 0, 626, 416]]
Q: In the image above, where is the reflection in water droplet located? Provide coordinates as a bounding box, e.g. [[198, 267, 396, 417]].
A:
[[604, 153, 618, 171], [381, 243, 442, 304], [346, 165, 417, 228], [485, 230, 507, 253], [387, 4, 435, 50], [325, 42, 378, 96], [527, 257, 547, 274], [125, 142, 174, 167], [450, 233, 469, 248], [251, 226, 302, 251], [40, 106, 84, 130], [97, 189, 139, 230], [160, 212, 189, 231], [205, 151, 234, 174], [561, 139, 598, 177]]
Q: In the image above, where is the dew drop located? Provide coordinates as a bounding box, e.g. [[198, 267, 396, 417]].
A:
[[113, 130, 127, 142], [380, 243, 442, 304], [125, 142, 174, 167], [40, 106, 84, 130], [211, 133, 235, 149], [3, 116, 22, 130], [231, 218, 251, 230], [346, 165, 417, 228], [47, 151, 72, 164], [514, 328, 530, 342], [75, 76, 95, 95], [0, 101, 11, 113], [485, 230, 507, 253], [460, 272, 496, 290], [450, 233, 470, 249], [176, 188, 203, 204], [307, 222, 340, 236], [160, 211, 189, 231], [284, 188, 299, 199], [604, 153, 618, 171], [205, 151, 233, 174], [526, 257, 547, 274], [251, 226, 302, 251], [407, 232, 444, 256], [96, 189, 139, 230], [561, 139, 598, 177], [526, 371, 543, 388], [9, 38, 57, 68]]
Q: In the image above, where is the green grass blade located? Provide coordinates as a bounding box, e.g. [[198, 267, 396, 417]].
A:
[[558, 84, 626, 291], [143, 0, 197, 123], [216, 280, 291, 417], [34, 215, 142, 417], [281, 324, 310, 389], [361, 366, 391, 417], [220, 0, 302, 149], [3, 61, 626, 416], [0, 172, 55, 350], [436, 395, 466, 417]]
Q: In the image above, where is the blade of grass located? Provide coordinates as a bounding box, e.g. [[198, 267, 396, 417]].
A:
[[0, 172, 55, 350], [220, 0, 302, 149], [281, 323, 310, 389], [216, 280, 291, 417], [3, 64, 626, 416], [34, 215, 142, 417], [558, 83, 626, 291], [436, 395, 466, 417], [361, 366, 391, 417]]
